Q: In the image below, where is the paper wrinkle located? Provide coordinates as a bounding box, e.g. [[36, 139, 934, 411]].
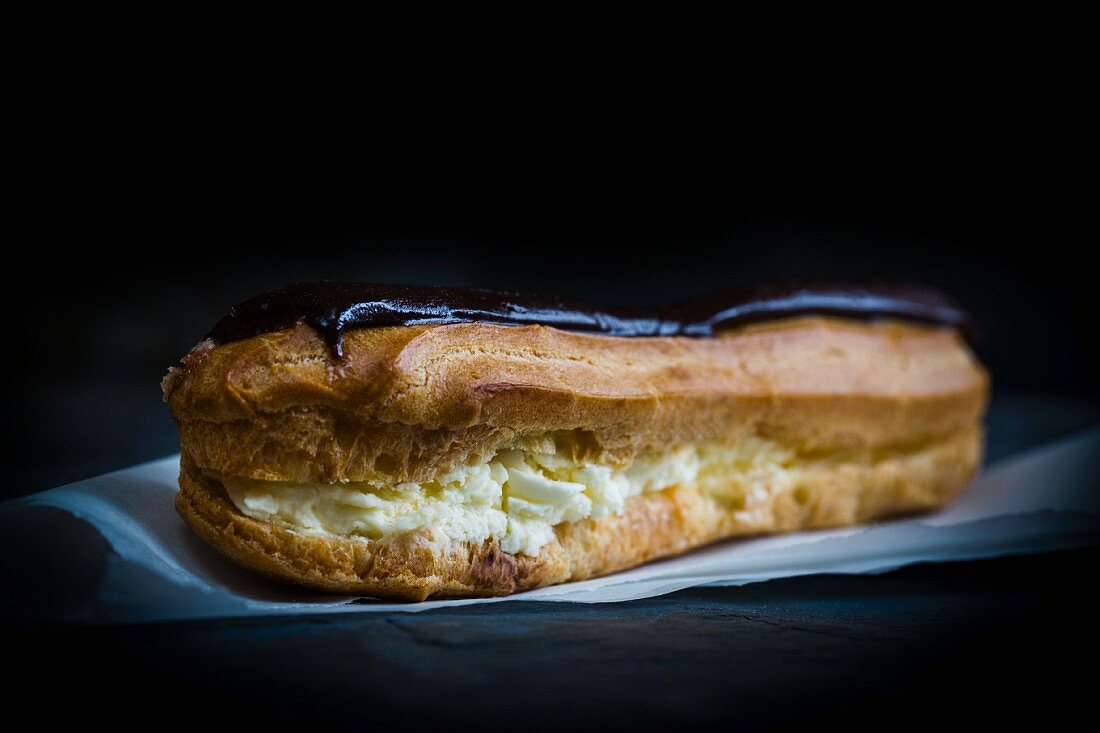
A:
[[2, 428, 1097, 623]]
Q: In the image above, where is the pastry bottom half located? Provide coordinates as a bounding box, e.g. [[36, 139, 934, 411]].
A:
[[176, 426, 981, 601]]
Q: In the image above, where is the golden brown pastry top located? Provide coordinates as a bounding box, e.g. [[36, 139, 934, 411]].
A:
[[164, 317, 988, 485]]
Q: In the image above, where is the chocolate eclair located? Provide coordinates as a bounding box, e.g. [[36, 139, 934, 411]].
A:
[[163, 282, 988, 601]]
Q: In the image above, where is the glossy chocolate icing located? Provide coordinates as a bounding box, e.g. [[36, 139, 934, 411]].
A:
[[206, 281, 974, 358]]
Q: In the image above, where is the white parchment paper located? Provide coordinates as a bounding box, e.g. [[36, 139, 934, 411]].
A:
[[2, 429, 1097, 624]]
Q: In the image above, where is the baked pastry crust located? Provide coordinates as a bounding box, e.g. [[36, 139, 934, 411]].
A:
[[165, 317, 987, 483], [165, 316, 988, 600], [177, 425, 981, 601]]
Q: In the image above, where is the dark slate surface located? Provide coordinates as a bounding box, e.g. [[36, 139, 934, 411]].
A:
[[6, 394, 1100, 731]]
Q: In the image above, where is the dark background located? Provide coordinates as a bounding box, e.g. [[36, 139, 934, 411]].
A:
[[5, 20, 1099, 730], [4, 15, 1093, 496]]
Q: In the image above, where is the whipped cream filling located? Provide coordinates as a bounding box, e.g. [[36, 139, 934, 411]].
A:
[[222, 438, 797, 555]]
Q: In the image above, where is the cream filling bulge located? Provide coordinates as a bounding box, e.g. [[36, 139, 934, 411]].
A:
[[222, 439, 798, 556]]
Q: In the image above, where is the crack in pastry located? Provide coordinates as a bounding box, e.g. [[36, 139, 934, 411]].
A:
[[217, 441, 771, 556]]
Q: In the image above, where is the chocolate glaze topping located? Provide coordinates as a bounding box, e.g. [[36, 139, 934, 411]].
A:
[[206, 281, 975, 358]]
